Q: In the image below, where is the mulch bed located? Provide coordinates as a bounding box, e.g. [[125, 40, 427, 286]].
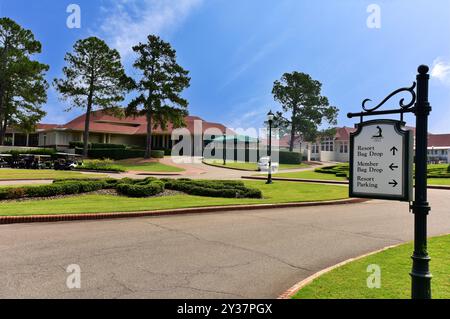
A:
[[0, 189, 185, 203]]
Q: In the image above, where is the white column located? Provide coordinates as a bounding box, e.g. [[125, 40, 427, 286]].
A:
[[11, 133, 15, 146], [26, 134, 29, 147]]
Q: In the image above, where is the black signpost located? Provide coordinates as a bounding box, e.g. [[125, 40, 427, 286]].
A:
[[348, 65, 432, 299]]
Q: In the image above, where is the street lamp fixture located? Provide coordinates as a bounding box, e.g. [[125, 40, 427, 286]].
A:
[[223, 133, 227, 166], [266, 110, 274, 184]]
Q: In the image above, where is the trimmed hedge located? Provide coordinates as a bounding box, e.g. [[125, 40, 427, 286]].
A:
[[163, 179, 262, 199], [0, 180, 107, 200], [116, 180, 165, 198], [80, 159, 126, 172], [150, 150, 165, 159], [315, 164, 349, 179], [69, 142, 127, 150], [88, 149, 145, 160], [0, 177, 263, 201], [279, 151, 302, 165], [7, 148, 56, 159]]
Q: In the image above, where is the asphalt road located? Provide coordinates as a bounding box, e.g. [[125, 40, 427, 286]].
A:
[[0, 189, 449, 299]]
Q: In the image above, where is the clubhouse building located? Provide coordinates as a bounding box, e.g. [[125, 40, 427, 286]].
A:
[[3, 111, 450, 164], [4, 110, 228, 151]]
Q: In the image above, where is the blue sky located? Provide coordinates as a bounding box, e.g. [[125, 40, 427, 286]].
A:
[[2, 0, 450, 134]]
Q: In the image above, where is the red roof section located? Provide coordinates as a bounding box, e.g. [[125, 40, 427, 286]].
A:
[[428, 134, 450, 147], [41, 110, 228, 135], [36, 124, 60, 130], [335, 127, 356, 141]]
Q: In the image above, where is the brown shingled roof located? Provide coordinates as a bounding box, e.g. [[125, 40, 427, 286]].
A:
[[428, 134, 450, 147], [42, 110, 228, 135]]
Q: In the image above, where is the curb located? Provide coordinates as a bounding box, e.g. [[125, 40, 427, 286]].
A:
[[0, 198, 368, 225], [277, 243, 402, 299], [242, 176, 348, 185], [242, 176, 450, 190], [202, 161, 257, 172], [75, 169, 123, 174], [134, 172, 183, 176]]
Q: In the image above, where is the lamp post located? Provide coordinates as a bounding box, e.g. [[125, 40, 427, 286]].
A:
[[223, 133, 226, 166], [266, 110, 274, 184]]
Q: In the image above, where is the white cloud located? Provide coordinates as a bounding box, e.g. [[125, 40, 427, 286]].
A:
[[220, 32, 292, 89], [431, 57, 450, 85], [97, 0, 202, 57]]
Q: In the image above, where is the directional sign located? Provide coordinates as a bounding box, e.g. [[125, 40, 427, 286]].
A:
[[349, 119, 413, 201]]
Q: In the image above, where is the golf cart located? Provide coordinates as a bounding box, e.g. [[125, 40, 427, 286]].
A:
[[54, 153, 83, 170], [34, 155, 53, 169], [0, 154, 12, 168], [257, 156, 279, 173], [15, 154, 36, 169]]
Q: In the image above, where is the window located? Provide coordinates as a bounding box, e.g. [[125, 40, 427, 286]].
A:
[[311, 144, 319, 154], [340, 142, 348, 153], [321, 138, 334, 152]]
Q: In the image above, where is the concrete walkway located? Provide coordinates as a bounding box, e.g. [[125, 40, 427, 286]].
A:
[[0, 189, 448, 298]]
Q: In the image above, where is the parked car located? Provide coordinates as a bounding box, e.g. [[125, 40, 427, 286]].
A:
[[257, 157, 279, 172]]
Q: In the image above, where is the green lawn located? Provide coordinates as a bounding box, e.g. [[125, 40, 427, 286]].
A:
[[272, 163, 450, 185], [0, 180, 348, 216], [113, 159, 185, 172], [428, 178, 450, 186], [0, 169, 106, 180], [272, 170, 348, 181], [293, 234, 450, 299], [204, 160, 310, 171]]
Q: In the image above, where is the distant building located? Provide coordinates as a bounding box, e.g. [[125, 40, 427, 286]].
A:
[[278, 127, 450, 164], [4, 110, 228, 152]]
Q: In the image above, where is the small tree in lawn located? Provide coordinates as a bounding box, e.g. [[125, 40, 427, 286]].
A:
[[127, 35, 190, 159], [0, 17, 49, 145], [272, 72, 339, 152], [54, 37, 131, 157]]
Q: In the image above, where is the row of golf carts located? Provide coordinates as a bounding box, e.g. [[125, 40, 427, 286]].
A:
[[0, 153, 83, 170]]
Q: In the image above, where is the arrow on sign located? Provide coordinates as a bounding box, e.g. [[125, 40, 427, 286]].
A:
[[390, 146, 398, 156], [389, 163, 399, 171], [389, 180, 398, 187]]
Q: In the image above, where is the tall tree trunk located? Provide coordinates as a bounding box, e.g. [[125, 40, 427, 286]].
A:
[[0, 91, 5, 146], [289, 107, 298, 152], [0, 114, 8, 146], [145, 111, 152, 159], [82, 105, 92, 158]]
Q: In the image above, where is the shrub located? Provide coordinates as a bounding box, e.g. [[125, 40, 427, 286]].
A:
[[88, 149, 145, 160], [7, 148, 56, 159], [69, 142, 85, 149], [80, 159, 125, 172], [0, 187, 26, 200], [448, 165, 450, 173], [315, 164, 349, 177], [69, 142, 127, 150], [91, 143, 126, 150], [154, 148, 172, 156], [279, 151, 302, 165], [116, 180, 164, 198], [25, 184, 69, 198], [77, 180, 107, 193], [163, 179, 262, 199], [150, 150, 165, 159], [0, 180, 109, 200]]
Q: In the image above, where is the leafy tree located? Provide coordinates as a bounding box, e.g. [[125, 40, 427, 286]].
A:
[[127, 35, 190, 159], [272, 72, 338, 151], [0, 17, 49, 145], [54, 37, 131, 157]]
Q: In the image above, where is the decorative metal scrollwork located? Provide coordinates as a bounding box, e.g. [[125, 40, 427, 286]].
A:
[[362, 82, 417, 112]]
